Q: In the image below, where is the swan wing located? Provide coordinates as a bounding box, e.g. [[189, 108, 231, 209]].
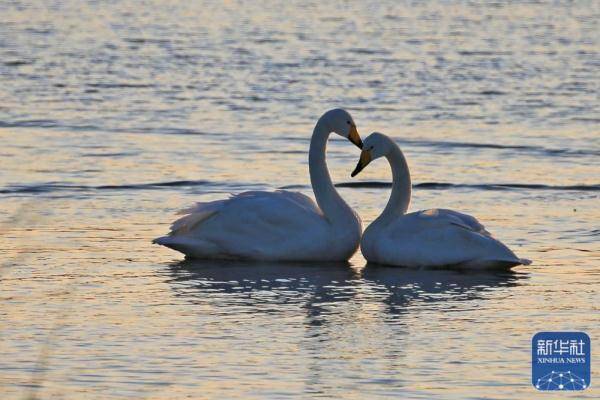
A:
[[154, 190, 340, 260], [170, 199, 228, 233], [418, 208, 491, 236], [370, 210, 523, 268]]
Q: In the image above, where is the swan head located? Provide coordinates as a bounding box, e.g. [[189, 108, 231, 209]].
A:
[[320, 108, 362, 148], [351, 132, 392, 177]]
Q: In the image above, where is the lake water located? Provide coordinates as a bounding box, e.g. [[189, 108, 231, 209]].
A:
[[1, 1, 598, 399]]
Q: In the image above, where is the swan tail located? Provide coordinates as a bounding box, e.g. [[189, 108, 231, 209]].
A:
[[152, 236, 171, 246], [459, 256, 530, 270], [152, 235, 223, 258]]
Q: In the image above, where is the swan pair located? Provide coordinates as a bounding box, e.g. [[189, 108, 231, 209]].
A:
[[154, 109, 529, 269]]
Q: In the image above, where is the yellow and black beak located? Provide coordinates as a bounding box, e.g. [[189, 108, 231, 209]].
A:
[[351, 149, 372, 177], [348, 124, 363, 149]]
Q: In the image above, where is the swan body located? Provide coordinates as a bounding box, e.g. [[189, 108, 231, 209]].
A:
[[353, 133, 530, 269], [154, 109, 363, 261]]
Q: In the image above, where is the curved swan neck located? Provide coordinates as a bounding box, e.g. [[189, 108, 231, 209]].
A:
[[309, 120, 354, 224], [378, 142, 411, 222]]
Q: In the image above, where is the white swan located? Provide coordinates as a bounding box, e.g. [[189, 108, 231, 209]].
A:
[[351, 132, 530, 269], [154, 109, 363, 261]]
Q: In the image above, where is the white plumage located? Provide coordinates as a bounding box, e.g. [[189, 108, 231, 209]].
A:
[[154, 109, 363, 261], [154, 190, 359, 261], [353, 133, 530, 269]]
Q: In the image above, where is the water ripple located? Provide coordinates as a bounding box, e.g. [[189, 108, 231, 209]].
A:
[[395, 138, 600, 157], [2, 180, 598, 195]]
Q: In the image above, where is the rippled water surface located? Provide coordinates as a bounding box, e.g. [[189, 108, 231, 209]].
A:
[[1, 1, 599, 399]]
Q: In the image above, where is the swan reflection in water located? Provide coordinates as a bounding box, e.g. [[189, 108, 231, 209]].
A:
[[360, 263, 527, 316], [166, 259, 528, 322], [167, 259, 360, 325]]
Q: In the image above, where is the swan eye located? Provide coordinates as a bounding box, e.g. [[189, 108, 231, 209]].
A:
[[346, 120, 351, 125]]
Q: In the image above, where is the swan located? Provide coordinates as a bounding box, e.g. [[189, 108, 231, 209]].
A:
[[351, 132, 530, 269], [153, 109, 363, 261]]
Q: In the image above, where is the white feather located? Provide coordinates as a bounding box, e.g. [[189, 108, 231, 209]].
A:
[[359, 133, 529, 269], [154, 190, 359, 261], [153, 109, 363, 261]]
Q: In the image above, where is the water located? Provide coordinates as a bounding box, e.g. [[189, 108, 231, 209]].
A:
[[1, 1, 599, 398]]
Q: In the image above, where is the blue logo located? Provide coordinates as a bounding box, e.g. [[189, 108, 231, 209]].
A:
[[532, 332, 590, 391]]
